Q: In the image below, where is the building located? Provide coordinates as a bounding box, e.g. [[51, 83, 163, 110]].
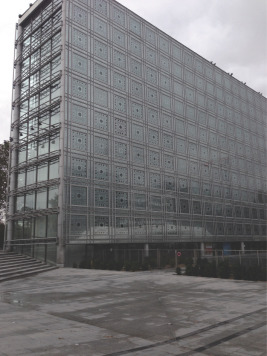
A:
[[5, 0, 266, 266]]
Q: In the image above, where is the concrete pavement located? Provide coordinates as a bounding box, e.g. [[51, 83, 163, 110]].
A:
[[0, 268, 266, 355]]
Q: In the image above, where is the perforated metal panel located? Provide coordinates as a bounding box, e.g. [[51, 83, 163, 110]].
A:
[[133, 170, 145, 186], [72, 130, 87, 151], [95, 189, 109, 207], [115, 166, 128, 183], [71, 186, 87, 205], [116, 191, 128, 208], [95, 162, 108, 180], [94, 111, 108, 131], [72, 79, 87, 100], [72, 157, 87, 177]]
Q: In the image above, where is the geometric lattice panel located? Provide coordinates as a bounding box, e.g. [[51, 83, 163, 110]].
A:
[[149, 150, 160, 167], [147, 108, 158, 125], [94, 88, 108, 107], [130, 17, 141, 36], [94, 40, 108, 60], [150, 196, 162, 211], [130, 38, 142, 57], [132, 146, 144, 164], [113, 28, 125, 47], [131, 102, 143, 120], [72, 29, 87, 50], [94, 63, 108, 83], [95, 216, 109, 234], [94, 17, 107, 37], [162, 115, 172, 129], [94, 112, 108, 131], [115, 166, 128, 183], [133, 170, 145, 186], [72, 104, 87, 125], [95, 189, 109, 207], [71, 186, 87, 205], [113, 6, 125, 26], [94, 136, 108, 156], [115, 118, 127, 136], [95, 162, 108, 180], [166, 198, 176, 212], [94, 0, 108, 15], [151, 219, 163, 234], [71, 215, 87, 234], [116, 217, 129, 233], [132, 124, 143, 141], [147, 87, 158, 104], [113, 50, 126, 69], [163, 133, 173, 150], [114, 95, 126, 113], [167, 220, 177, 234], [73, 53, 87, 75], [131, 80, 143, 98], [146, 67, 157, 84], [72, 130, 87, 151], [149, 129, 159, 145], [130, 59, 142, 78], [72, 79, 87, 100], [146, 48, 156, 64], [165, 176, 175, 191], [164, 155, 174, 170], [114, 72, 126, 91], [71, 157, 87, 177], [115, 142, 127, 160], [150, 173, 161, 189], [134, 218, 146, 234], [116, 191, 128, 208], [134, 193, 146, 210]]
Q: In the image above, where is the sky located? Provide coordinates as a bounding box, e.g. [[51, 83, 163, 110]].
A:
[[0, 0, 266, 144]]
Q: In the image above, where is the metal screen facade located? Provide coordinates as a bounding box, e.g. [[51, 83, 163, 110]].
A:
[[6, 0, 267, 265]]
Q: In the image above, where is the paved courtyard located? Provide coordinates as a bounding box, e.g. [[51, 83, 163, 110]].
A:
[[0, 268, 266, 355]]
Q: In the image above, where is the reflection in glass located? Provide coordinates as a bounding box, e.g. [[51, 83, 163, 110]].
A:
[[48, 188, 58, 208]]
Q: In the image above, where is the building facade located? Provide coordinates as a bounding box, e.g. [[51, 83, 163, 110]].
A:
[[6, 0, 267, 266]]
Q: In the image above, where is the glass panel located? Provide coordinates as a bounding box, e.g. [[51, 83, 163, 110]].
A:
[[16, 196, 24, 212], [37, 165, 48, 182], [25, 193, 35, 211], [20, 100, 29, 117], [29, 95, 39, 110], [51, 106, 60, 125], [18, 147, 27, 163], [17, 172, 25, 188], [26, 168, 36, 186], [50, 136, 59, 152], [27, 141, 37, 160], [48, 188, 58, 208], [41, 63, 50, 80], [51, 80, 60, 99], [24, 218, 34, 238], [35, 216, 47, 238], [47, 215, 58, 237], [36, 190, 47, 210], [38, 139, 49, 156], [14, 220, 24, 239], [49, 161, 59, 179]]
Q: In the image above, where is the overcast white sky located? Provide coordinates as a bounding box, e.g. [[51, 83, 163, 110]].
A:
[[0, 0, 266, 143]]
